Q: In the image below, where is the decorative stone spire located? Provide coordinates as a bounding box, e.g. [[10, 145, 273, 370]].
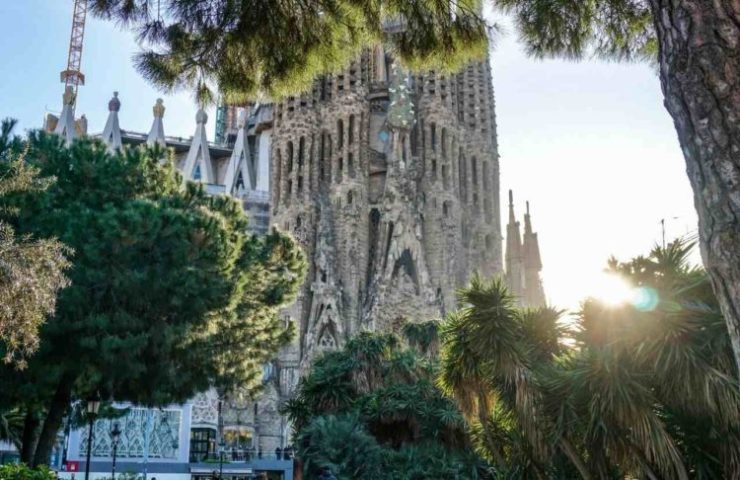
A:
[[182, 108, 215, 183], [54, 86, 77, 145], [522, 201, 546, 307], [505, 190, 524, 300], [223, 110, 254, 194], [146, 98, 166, 147], [101, 92, 122, 151]]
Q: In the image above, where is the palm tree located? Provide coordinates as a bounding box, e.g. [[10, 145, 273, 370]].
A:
[[438, 276, 590, 479], [0, 408, 23, 452]]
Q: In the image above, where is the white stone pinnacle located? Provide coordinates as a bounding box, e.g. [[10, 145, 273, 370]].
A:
[[182, 108, 215, 183], [224, 110, 254, 194], [147, 98, 166, 147], [101, 91, 122, 152], [54, 86, 77, 145]]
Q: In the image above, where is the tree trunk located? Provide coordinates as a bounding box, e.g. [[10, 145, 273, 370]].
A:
[[32, 375, 74, 467], [20, 409, 40, 465], [646, 1, 740, 372]]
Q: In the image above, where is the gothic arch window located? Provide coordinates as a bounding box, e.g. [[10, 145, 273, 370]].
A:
[[275, 149, 282, 208], [459, 152, 467, 202], [441, 128, 447, 159], [430, 122, 437, 152], [349, 115, 355, 145], [298, 136, 305, 167], [442, 165, 449, 189], [471, 156, 478, 190], [337, 119, 344, 149], [348, 152, 354, 178], [337, 157, 344, 183], [296, 215, 302, 228], [431, 159, 437, 180], [347, 190, 353, 205], [482, 161, 490, 190], [287, 141, 294, 173], [443, 200, 451, 218]]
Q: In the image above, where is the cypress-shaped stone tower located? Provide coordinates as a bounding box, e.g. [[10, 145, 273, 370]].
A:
[[257, 46, 505, 449]]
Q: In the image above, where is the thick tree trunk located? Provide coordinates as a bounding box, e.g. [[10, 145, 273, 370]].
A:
[[646, 1, 740, 372], [20, 409, 40, 465], [32, 375, 74, 467]]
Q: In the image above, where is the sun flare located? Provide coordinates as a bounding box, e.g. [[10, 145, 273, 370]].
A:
[[588, 273, 635, 306]]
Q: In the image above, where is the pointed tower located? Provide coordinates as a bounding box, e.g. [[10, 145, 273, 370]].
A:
[[182, 109, 215, 183], [147, 99, 166, 147], [101, 92, 122, 151], [505, 190, 525, 300], [522, 202, 546, 307], [54, 86, 78, 145], [223, 110, 254, 195]]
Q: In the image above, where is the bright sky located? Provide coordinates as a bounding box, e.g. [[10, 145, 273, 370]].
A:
[[0, 1, 699, 311]]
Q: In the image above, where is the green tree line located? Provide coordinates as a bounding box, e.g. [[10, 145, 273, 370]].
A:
[[291, 239, 740, 478], [0, 124, 306, 466]]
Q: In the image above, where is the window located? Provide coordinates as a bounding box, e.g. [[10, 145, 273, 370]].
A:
[[287, 142, 294, 172], [337, 119, 344, 149], [349, 115, 355, 144], [189, 428, 216, 462]]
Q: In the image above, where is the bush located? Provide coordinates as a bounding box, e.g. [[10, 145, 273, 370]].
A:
[[0, 464, 55, 480]]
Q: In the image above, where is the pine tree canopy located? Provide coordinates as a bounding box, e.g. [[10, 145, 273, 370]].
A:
[[90, 0, 490, 104], [495, 0, 656, 61], [0, 129, 306, 464]]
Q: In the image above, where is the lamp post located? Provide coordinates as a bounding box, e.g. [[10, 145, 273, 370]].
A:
[[84, 398, 101, 480], [218, 440, 226, 480], [110, 422, 122, 480]]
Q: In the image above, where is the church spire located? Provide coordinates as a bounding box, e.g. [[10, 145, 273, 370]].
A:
[[54, 86, 77, 145], [101, 91, 122, 152], [522, 200, 545, 307], [182, 108, 215, 183], [505, 190, 524, 300], [147, 98, 166, 147], [223, 109, 254, 195]]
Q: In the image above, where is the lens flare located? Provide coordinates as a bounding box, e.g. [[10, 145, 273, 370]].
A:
[[632, 286, 660, 311], [589, 273, 634, 306]]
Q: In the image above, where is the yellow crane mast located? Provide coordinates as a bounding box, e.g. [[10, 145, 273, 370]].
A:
[[60, 0, 88, 106]]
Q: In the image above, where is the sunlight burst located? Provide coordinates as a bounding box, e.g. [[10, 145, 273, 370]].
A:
[[588, 273, 635, 306]]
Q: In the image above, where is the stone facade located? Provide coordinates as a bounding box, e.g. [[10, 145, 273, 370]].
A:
[[256, 47, 504, 451]]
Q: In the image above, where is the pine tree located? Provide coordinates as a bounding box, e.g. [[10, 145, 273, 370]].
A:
[[0, 130, 306, 466], [93, 0, 740, 379]]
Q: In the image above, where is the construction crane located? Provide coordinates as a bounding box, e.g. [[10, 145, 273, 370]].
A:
[[60, 0, 88, 106]]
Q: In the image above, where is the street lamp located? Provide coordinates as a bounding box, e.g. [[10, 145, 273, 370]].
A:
[[84, 398, 101, 480], [218, 440, 226, 480], [110, 422, 122, 480]]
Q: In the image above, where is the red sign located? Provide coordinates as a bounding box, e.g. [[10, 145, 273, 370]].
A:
[[65, 461, 80, 472]]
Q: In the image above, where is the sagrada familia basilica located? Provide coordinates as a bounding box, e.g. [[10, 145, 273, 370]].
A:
[[46, 44, 545, 471]]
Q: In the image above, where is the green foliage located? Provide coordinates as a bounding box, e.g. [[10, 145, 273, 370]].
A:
[[285, 331, 492, 479], [0, 128, 306, 464], [0, 119, 70, 365], [0, 464, 55, 480], [297, 415, 383, 480], [494, 0, 657, 62], [439, 239, 740, 478], [89, 0, 489, 103]]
